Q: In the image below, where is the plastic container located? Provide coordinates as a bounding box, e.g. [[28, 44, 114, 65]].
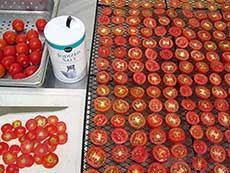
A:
[[44, 15, 87, 83]]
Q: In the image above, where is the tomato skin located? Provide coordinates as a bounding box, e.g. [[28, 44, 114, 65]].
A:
[[193, 140, 207, 154], [131, 146, 148, 163], [111, 128, 128, 144], [3, 31, 17, 45], [25, 65, 38, 77], [152, 145, 170, 163]]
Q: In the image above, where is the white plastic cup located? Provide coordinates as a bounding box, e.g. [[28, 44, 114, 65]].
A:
[[44, 16, 87, 83]]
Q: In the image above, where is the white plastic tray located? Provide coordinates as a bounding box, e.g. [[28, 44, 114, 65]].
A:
[[0, 88, 86, 173]]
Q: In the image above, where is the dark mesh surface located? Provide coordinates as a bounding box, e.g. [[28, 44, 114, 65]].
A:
[[81, 0, 230, 172]]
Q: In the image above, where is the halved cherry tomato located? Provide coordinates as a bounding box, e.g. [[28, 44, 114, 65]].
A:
[[90, 129, 108, 146], [143, 38, 157, 49], [131, 146, 148, 163], [214, 99, 229, 112], [154, 26, 167, 36], [132, 99, 146, 112], [183, 28, 196, 40], [198, 99, 213, 112], [149, 128, 166, 145], [126, 16, 141, 26], [140, 27, 153, 38], [86, 147, 106, 168], [190, 125, 204, 139], [165, 113, 181, 128], [96, 58, 109, 71], [96, 71, 110, 84], [127, 27, 139, 36], [189, 18, 200, 28], [170, 161, 191, 173], [130, 130, 147, 147], [99, 36, 113, 47], [149, 99, 163, 112], [101, 0, 112, 6], [100, 7, 112, 16], [163, 74, 177, 86], [113, 72, 128, 85], [175, 49, 189, 60], [195, 62, 209, 73], [133, 72, 146, 85], [160, 49, 173, 60], [96, 85, 110, 97], [147, 113, 163, 128], [164, 99, 179, 113], [114, 85, 128, 98], [193, 140, 207, 155], [213, 164, 229, 173], [210, 145, 226, 163], [178, 74, 193, 86], [169, 26, 182, 37], [111, 145, 128, 163], [195, 86, 210, 99], [180, 85, 192, 97], [189, 39, 203, 50], [143, 17, 156, 28], [148, 73, 161, 85], [111, 128, 128, 144], [128, 164, 144, 173], [210, 73, 222, 86], [112, 99, 129, 114], [163, 87, 178, 99], [130, 87, 144, 99], [152, 145, 170, 163], [147, 162, 167, 173], [98, 46, 110, 58], [98, 15, 110, 25], [146, 86, 161, 99], [201, 112, 215, 126], [175, 36, 188, 48], [161, 61, 177, 74], [206, 126, 223, 143], [145, 60, 160, 72], [159, 37, 173, 49], [168, 128, 186, 143], [179, 61, 194, 74], [171, 143, 187, 159], [128, 47, 142, 60], [194, 73, 208, 85], [129, 36, 141, 47], [112, 25, 125, 36], [128, 112, 146, 129], [94, 97, 111, 113], [110, 114, 125, 128], [3, 151, 17, 165], [112, 59, 127, 72], [128, 60, 144, 73], [192, 157, 208, 171], [218, 112, 230, 127], [186, 111, 200, 125], [94, 114, 107, 127]]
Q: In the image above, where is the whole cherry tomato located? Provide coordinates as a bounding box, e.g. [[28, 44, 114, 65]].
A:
[[16, 43, 29, 55], [16, 55, 30, 67], [12, 19, 25, 32], [26, 29, 39, 40], [3, 31, 17, 44], [29, 38, 42, 51], [36, 18, 47, 31], [29, 51, 42, 65], [9, 63, 22, 76], [25, 65, 38, 77]]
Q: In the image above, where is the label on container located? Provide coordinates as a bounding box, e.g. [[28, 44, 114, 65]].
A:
[[47, 35, 87, 83]]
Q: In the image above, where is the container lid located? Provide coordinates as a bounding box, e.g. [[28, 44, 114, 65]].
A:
[[44, 15, 85, 46]]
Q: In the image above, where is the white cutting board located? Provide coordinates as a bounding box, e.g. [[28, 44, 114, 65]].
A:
[[0, 88, 86, 173]]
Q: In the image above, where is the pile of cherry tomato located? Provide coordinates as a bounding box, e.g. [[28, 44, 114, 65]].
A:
[[0, 18, 47, 79], [85, 0, 230, 172], [0, 115, 68, 173]]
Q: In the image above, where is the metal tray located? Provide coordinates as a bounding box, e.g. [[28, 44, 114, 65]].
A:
[[0, 0, 60, 87], [81, 0, 230, 172]]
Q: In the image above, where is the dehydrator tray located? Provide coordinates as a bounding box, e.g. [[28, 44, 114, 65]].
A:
[[82, 0, 230, 172]]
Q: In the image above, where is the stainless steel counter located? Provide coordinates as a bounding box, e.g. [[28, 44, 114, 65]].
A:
[[42, 0, 97, 89]]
